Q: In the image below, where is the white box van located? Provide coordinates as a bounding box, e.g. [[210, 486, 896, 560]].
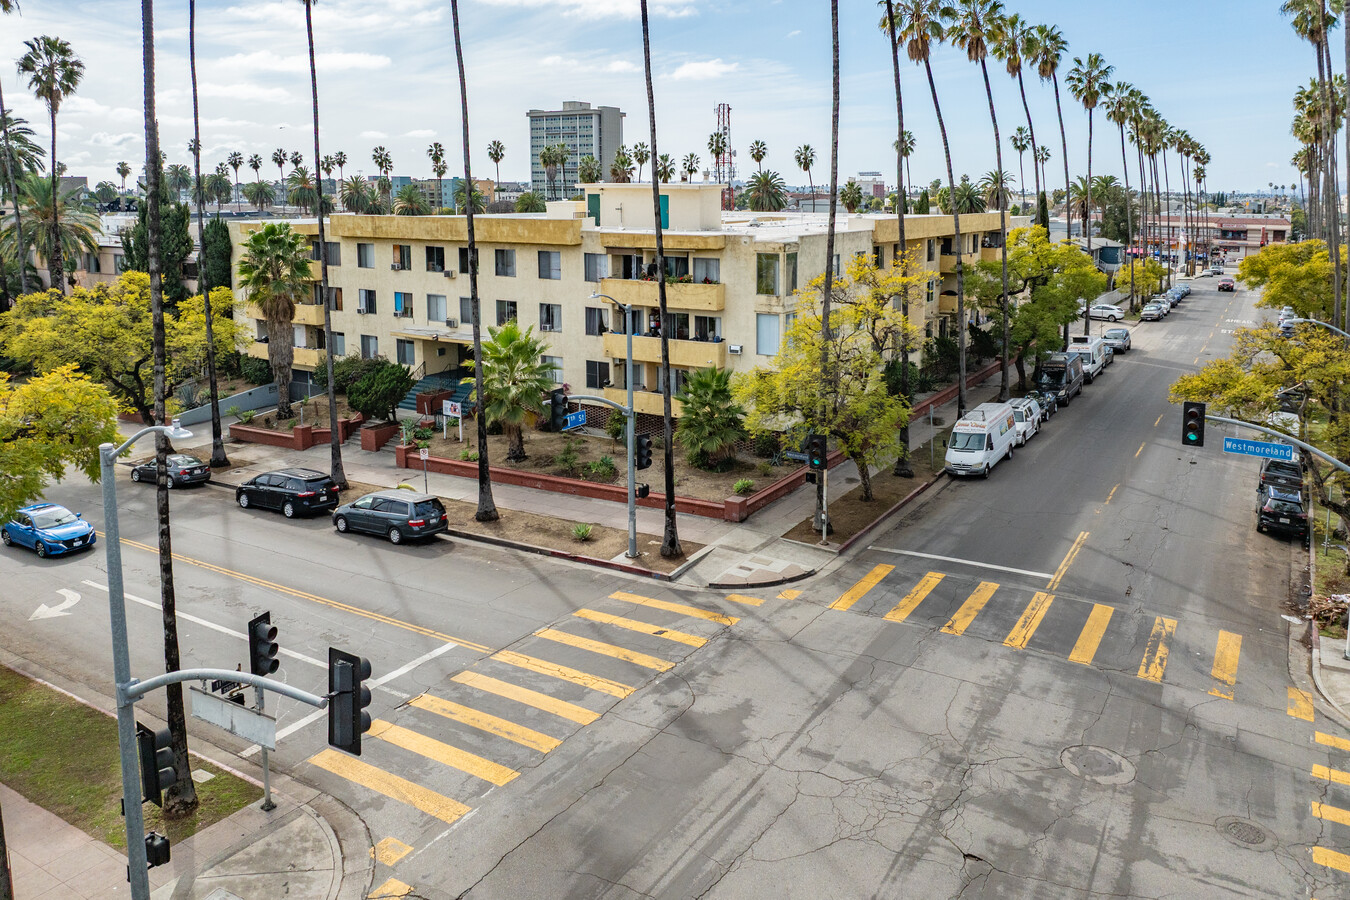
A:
[[945, 402, 1018, 479], [1066, 338, 1107, 383]]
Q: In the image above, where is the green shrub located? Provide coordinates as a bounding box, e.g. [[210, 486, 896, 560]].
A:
[[556, 438, 580, 474], [757, 461, 774, 477], [414, 425, 434, 441], [331, 355, 383, 395], [586, 456, 616, 478], [571, 523, 593, 542], [606, 414, 628, 443], [238, 409, 256, 424], [752, 432, 780, 459], [348, 359, 414, 422], [224, 405, 242, 418], [733, 478, 754, 495], [240, 355, 271, 385], [459, 448, 479, 462]]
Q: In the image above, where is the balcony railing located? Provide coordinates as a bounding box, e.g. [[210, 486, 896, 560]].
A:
[[597, 277, 725, 311], [602, 332, 728, 368]]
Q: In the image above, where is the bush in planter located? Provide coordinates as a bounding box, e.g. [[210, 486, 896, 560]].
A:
[[459, 447, 479, 462], [586, 456, 616, 478], [555, 438, 580, 475], [733, 478, 754, 495], [238, 409, 256, 424], [571, 523, 593, 542], [348, 359, 414, 423], [606, 414, 627, 444], [752, 432, 780, 459], [675, 367, 745, 470], [331, 354, 383, 395]]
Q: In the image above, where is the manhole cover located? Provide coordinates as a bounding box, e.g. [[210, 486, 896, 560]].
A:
[[1216, 816, 1275, 850], [1059, 745, 1135, 785]]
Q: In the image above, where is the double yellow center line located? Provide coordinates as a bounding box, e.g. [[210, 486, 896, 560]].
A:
[[1047, 531, 1089, 591]]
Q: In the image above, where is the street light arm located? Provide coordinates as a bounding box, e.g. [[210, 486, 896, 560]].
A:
[[106, 421, 194, 459], [1287, 318, 1350, 340], [125, 668, 329, 707]]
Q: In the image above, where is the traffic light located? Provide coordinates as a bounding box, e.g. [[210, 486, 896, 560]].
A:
[[248, 611, 278, 677], [635, 434, 653, 470], [328, 648, 372, 756], [145, 832, 171, 868], [807, 434, 828, 471], [549, 389, 568, 431], [1182, 401, 1206, 448], [136, 722, 177, 808]]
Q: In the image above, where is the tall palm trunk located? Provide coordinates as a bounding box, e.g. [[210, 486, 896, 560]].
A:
[[1344, 13, 1349, 327], [0, 76, 29, 294], [1151, 152, 1164, 285], [1053, 73, 1071, 240], [1016, 149, 1026, 217], [141, 0, 197, 815], [304, 0, 346, 489], [978, 59, 1010, 399], [1117, 122, 1136, 311], [1160, 143, 1172, 291], [45, 105, 62, 293], [640, 0, 680, 557], [926, 60, 966, 416], [886, 0, 913, 478], [1082, 107, 1094, 335], [451, 0, 497, 522], [1015, 72, 1041, 227], [188, 0, 228, 469], [817, 0, 842, 520]]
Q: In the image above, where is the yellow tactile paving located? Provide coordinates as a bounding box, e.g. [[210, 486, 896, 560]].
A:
[[409, 693, 561, 753], [573, 608, 707, 647], [491, 650, 634, 698], [1208, 631, 1242, 699], [883, 572, 944, 623], [535, 628, 674, 672], [372, 837, 413, 866], [309, 749, 469, 825], [1068, 604, 1114, 665], [1004, 592, 1054, 649], [1289, 687, 1316, 721], [452, 671, 599, 725], [369, 720, 519, 786], [1137, 617, 1177, 683], [610, 591, 738, 626], [831, 564, 894, 611], [941, 581, 998, 636]]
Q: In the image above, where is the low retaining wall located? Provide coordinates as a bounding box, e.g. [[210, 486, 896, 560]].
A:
[[910, 357, 1008, 420], [229, 414, 364, 451], [178, 382, 320, 426]]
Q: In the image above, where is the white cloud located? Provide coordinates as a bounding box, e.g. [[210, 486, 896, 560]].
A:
[[787, 29, 801, 38], [360, 130, 388, 140], [670, 58, 738, 81], [218, 50, 391, 73], [539, 54, 639, 74], [404, 129, 437, 138], [199, 83, 293, 104], [473, 0, 697, 19]]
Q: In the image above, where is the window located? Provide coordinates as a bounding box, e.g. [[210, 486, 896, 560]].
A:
[[539, 303, 562, 331], [926, 280, 936, 304], [310, 240, 340, 265], [458, 247, 471, 275], [662, 254, 689, 278], [496, 299, 517, 324], [396, 338, 415, 366], [313, 284, 343, 310], [756, 313, 780, 356], [427, 294, 448, 322], [113, 254, 126, 273], [392, 244, 411, 270], [426, 246, 446, 272], [585, 359, 610, 389], [940, 238, 953, 255], [585, 306, 609, 335], [83, 252, 101, 273], [693, 258, 720, 283], [394, 291, 413, 318], [693, 315, 721, 341], [584, 252, 608, 282], [662, 312, 691, 339], [784, 312, 797, 340], [460, 297, 474, 324], [537, 250, 561, 280], [541, 355, 563, 383], [360, 334, 378, 359], [358, 289, 377, 314], [786, 252, 798, 293], [927, 239, 936, 262], [357, 243, 374, 268], [833, 254, 841, 276], [330, 332, 346, 357], [873, 245, 883, 267], [756, 253, 779, 296], [495, 249, 516, 277]]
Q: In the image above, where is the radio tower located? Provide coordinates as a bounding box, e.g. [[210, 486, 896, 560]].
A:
[[715, 103, 735, 210]]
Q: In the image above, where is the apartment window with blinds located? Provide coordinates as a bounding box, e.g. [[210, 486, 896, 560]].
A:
[[396, 339, 415, 366], [495, 249, 516, 277], [358, 289, 376, 314], [541, 355, 563, 384], [786, 252, 798, 293], [537, 250, 561, 280], [427, 294, 448, 322], [393, 292, 413, 318], [460, 297, 473, 324], [585, 360, 610, 389], [585, 306, 608, 335], [357, 243, 374, 268], [360, 334, 378, 359], [756, 253, 779, 295], [584, 252, 608, 282], [496, 299, 517, 325], [426, 246, 445, 272], [539, 303, 561, 331], [392, 244, 411, 270], [756, 313, 780, 356], [330, 332, 345, 357], [692, 257, 720, 283], [927, 239, 936, 262], [314, 284, 343, 310], [458, 247, 471, 275], [310, 240, 340, 265]]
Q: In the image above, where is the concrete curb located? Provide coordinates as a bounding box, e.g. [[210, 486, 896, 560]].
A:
[[836, 471, 946, 556], [443, 527, 675, 581], [706, 566, 817, 591], [1308, 624, 1350, 731]]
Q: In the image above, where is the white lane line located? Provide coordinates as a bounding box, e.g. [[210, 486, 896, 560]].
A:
[[865, 549, 1055, 581], [241, 640, 461, 758]]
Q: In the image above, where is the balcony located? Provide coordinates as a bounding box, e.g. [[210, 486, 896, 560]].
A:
[[603, 386, 682, 417], [245, 302, 327, 327], [603, 332, 727, 369], [597, 277, 725, 312], [939, 251, 980, 274], [246, 341, 322, 370]]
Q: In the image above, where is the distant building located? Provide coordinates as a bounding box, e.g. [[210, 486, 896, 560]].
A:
[[527, 101, 624, 197], [851, 172, 886, 200], [414, 178, 452, 211], [495, 181, 529, 204]]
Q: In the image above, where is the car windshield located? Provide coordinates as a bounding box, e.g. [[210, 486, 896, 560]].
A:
[[950, 432, 986, 451], [32, 508, 78, 529], [415, 499, 445, 518], [1038, 369, 1065, 388], [169, 456, 199, 466], [1105, 330, 1126, 339]]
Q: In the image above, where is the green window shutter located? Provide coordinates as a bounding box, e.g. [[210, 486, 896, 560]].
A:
[[659, 194, 669, 230], [587, 193, 600, 225]]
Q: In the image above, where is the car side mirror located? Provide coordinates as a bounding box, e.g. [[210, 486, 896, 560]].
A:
[[76, 513, 82, 519]]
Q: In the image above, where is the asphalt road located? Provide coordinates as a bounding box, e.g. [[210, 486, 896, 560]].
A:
[[2, 269, 1345, 898]]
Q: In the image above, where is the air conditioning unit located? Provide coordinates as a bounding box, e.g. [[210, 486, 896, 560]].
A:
[[443, 270, 457, 278], [728, 344, 742, 355], [357, 308, 368, 315], [391, 263, 403, 271], [444, 318, 458, 328]]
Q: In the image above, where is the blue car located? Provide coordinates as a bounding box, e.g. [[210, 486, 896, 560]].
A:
[[2, 503, 97, 558]]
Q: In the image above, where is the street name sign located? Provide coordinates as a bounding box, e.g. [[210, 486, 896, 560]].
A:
[[784, 450, 809, 462], [564, 410, 587, 430], [1222, 437, 1295, 461], [190, 685, 276, 749]]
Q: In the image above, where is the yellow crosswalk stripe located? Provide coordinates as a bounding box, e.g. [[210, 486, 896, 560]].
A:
[[1068, 604, 1114, 665], [1289, 687, 1316, 721], [1137, 617, 1177, 682], [491, 650, 634, 698], [1312, 764, 1350, 786], [1313, 846, 1350, 873], [574, 609, 707, 647], [309, 749, 470, 824], [536, 627, 674, 671], [1004, 592, 1054, 649], [830, 564, 894, 611], [370, 878, 413, 898], [1317, 732, 1350, 752], [724, 594, 765, 606], [778, 589, 801, 600], [1208, 631, 1243, 699], [452, 672, 598, 725], [610, 591, 737, 626], [409, 693, 561, 753], [1312, 802, 1350, 827], [369, 720, 518, 786], [372, 837, 413, 866], [884, 572, 944, 623], [941, 581, 997, 636]]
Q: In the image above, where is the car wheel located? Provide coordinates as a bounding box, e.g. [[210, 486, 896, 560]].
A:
[[981, 464, 991, 479], [165, 476, 175, 490], [1109, 314, 1119, 322], [335, 515, 349, 533], [388, 526, 404, 545], [238, 492, 250, 509], [131, 469, 142, 483], [35, 542, 47, 558], [283, 501, 296, 519], [1006, 444, 1015, 460], [1, 531, 10, 547]]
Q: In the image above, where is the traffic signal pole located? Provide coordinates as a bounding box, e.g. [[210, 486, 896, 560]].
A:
[[588, 291, 639, 559]]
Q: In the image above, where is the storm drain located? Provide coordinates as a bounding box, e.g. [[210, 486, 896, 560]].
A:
[[1059, 745, 1136, 785], [1216, 816, 1275, 850]]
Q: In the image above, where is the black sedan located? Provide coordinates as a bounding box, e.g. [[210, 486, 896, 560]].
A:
[[130, 454, 211, 487]]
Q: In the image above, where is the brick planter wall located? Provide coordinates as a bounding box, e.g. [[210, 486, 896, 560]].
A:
[[416, 390, 453, 416], [360, 421, 400, 452], [229, 413, 364, 450]]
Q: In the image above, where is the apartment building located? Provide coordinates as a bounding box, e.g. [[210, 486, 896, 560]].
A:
[[225, 183, 1016, 422], [527, 101, 624, 197]]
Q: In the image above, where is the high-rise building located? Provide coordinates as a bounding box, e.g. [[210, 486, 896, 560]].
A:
[[527, 101, 624, 198]]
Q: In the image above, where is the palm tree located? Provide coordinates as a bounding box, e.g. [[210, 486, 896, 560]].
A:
[[1035, 145, 1051, 198], [237, 222, 311, 420], [609, 146, 634, 182], [286, 166, 317, 213], [1104, 81, 1139, 310], [243, 179, 274, 209], [675, 367, 745, 467], [333, 150, 347, 182], [656, 153, 675, 184], [487, 139, 505, 185], [0, 171, 97, 270], [895, 130, 915, 195], [248, 152, 262, 185], [208, 166, 232, 213], [1066, 50, 1113, 333], [514, 190, 546, 212], [224, 151, 242, 209], [1010, 125, 1029, 211], [338, 175, 373, 212], [473, 321, 553, 461], [749, 139, 767, 173], [427, 141, 445, 210], [320, 153, 334, 185], [746, 170, 788, 211], [271, 147, 286, 186], [539, 144, 559, 199], [1030, 24, 1071, 239], [840, 180, 864, 213], [451, 181, 487, 214], [632, 141, 650, 181], [18, 34, 83, 294], [116, 160, 131, 197], [392, 182, 430, 215], [550, 143, 570, 197], [794, 144, 816, 207], [891, 0, 968, 415], [682, 152, 699, 182], [372, 145, 392, 207], [451, 0, 498, 522], [578, 154, 603, 184], [708, 130, 728, 189], [884, 0, 915, 478], [289, 150, 303, 171], [640, 0, 681, 557], [0, 4, 29, 295], [990, 14, 1039, 229]]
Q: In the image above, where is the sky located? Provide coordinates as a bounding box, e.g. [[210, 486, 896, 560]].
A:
[[0, 0, 1325, 196]]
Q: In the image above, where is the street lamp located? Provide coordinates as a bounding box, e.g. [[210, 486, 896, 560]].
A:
[[591, 291, 639, 559], [1286, 317, 1350, 340], [100, 418, 192, 899]]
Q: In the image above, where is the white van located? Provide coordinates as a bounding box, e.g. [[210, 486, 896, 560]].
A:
[[945, 402, 1018, 479], [1066, 338, 1107, 383]]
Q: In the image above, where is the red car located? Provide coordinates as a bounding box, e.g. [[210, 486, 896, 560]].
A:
[[1218, 277, 1235, 292]]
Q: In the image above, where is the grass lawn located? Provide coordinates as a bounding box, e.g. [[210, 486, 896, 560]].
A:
[[0, 666, 261, 850]]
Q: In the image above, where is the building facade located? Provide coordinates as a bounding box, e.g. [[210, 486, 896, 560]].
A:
[[1138, 214, 1290, 260], [226, 184, 1018, 421], [527, 101, 624, 198]]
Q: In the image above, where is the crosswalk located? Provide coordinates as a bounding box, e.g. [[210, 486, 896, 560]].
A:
[[1311, 730, 1350, 883]]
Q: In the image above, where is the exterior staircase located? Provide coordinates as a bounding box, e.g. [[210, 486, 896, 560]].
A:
[[398, 371, 473, 416]]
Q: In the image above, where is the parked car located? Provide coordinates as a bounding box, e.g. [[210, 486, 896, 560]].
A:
[[1140, 303, 1166, 322], [1009, 398, 1043, 445], [2, 503, 97, 558], [1277, 306, 1297, 325], [1102, 327, 1131, 353], [332, 490, 449, 544], [944, 403, 1018, 478], [1025, 390, 1058, 418], [1066, 339, 1107, 384], [130, 454, 211, 488], [1258, 454, 1304, 491], [1085, 302, 1124, 322], [1256, 484, 1309, 542], [1036, 353, 1084, 405], [236, 467, 340, 518], [1176, 283, 1191, 297], [1218, 277, 1235, 292]]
